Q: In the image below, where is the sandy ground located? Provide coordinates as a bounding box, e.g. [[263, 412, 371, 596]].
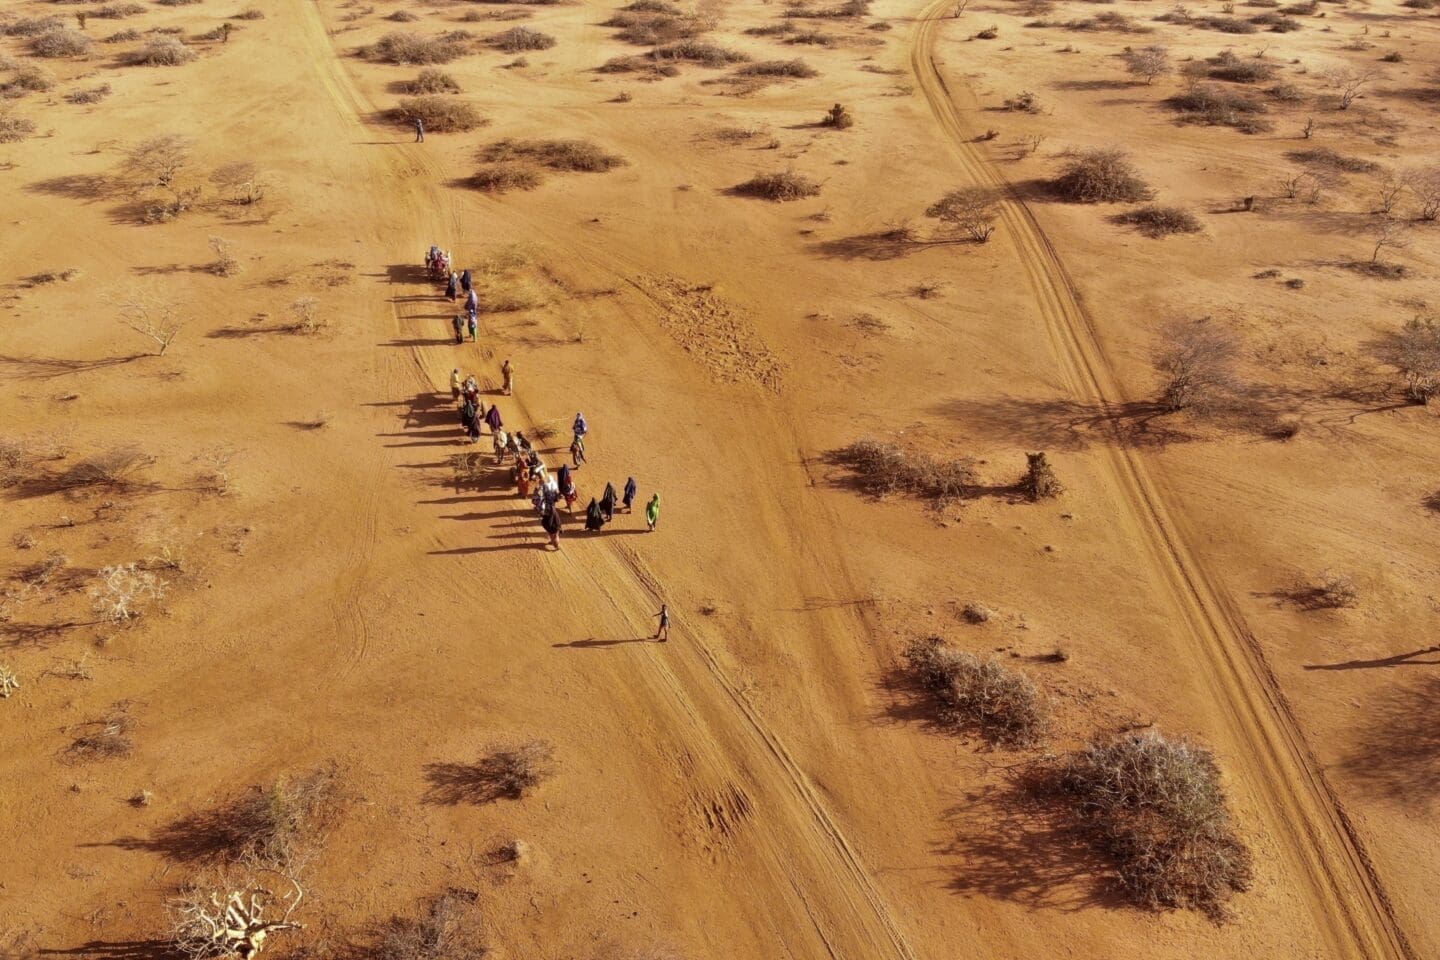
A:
[[2, 0, 1437, 956]]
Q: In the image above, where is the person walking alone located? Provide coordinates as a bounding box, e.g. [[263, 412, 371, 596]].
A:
[[542, 504, 562, 550], [645, 492, 660, 532], [450, 368, 462, 401], [501, 359, 514, 396], [654, 603, 670, 643], [413, 117, 424, 143]]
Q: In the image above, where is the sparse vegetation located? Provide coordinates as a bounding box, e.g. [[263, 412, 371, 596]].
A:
[[424, 740, 557, 804], [1020, 451, 1062, 501], [830, 438, 978, 502], [1051, 148, 1153, 202], [467, 162, 542, 193], [1045, 730, 1252, 917], [926, 186, 999, 242], [116, 289, 187, 352], [59, 444, 153, 488], [402, 68, 460, 94], [489, 25, 555, 51], [1167, 83, 1271, 133], [210, 160, 266, 205], [393, 95, 486, 133], [1123, 44, 1171, 83], [170, 874, 304, 960], [903, 636, 1047, 746], [1112, 204, 1203, 237], [68, 702, 136, 761], [1323, 66, 1378, 109], [208, 236, 240, 276], [1284, 148, 1377, 174], [734, 170, 820, 201], [164, 765, 345, 865], [91, 563, 167, 622], [478, 138, 625, 171], [366, 31, 470, 64], [66, 83, 112, 104], [121, 37, 198, 66], [1206, 49, 1277, 83], [30, 28, 92, 58], [375, 891, 489, 960], [2, 64, 56, 98], [1153, 318, 1239, 412], [1374, 315, 1440, 403], [736, 58, 818, 77], [820, 102, 853, 128], [0, 109, 37, 143]]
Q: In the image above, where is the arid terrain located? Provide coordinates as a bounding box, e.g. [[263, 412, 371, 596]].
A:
[[2, 0, 1438, 955]]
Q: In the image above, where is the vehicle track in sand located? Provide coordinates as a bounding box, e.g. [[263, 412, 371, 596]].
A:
[[909, 5, 1412, 958], [292, 3, 920, 955]]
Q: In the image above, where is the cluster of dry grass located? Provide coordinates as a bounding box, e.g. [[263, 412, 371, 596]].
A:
[[468, 138, 625, 192], [904, 636, 1047, 746], [734, 170, 820, 201], [392, 95, 486, 133], [829, 438, 977, 501], [1051, 149, 1153, 203], [366, 31, 471, 64]]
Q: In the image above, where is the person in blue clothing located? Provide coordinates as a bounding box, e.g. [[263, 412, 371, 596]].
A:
[[622, 476, 637, 513], [413, 117, 424, 143]]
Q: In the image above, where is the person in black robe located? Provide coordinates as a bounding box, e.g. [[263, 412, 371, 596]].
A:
[[600, 482, 617, 522], [585, 498, 605, 532], [623, 477, 637, 512], [541, 504, 561, 549]]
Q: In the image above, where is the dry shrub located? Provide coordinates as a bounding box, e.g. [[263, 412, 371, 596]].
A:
[[1153, 318, 1239, 412], [375, 892, 488, 960], [1111, 204, 1203, 237], [1283, 147, 1377, 173], [61, 444, 154, 488], [0, 109, 36, 143], [651, 38, 749, 65], [1206, 49, 1276, 82], [103, 27, 144, 42], [1051, 148, 1153, 203], [903, 636, 1047, 746], [424, 740, 557, 805], [488, 25, 555, 50], [1199, 14, 1258, 31], [1020, 451, 1062, 500], [1251, 12, 1302, 30], [926, 186, 998, 242], [31, 28, 93, 57], [819, 102, 853, 128], [92, 2, 148, 18], [734, 170, 820, 200], [1289, 571, 1358, 609], [830, 438, 977, 501], [157, 765, 345, 866], [2, 64, 56, 97], [1373, 316, 1440, 403], [467, 162, 541, 193], [478, 138, 625, 171], [388, 9, 421, 21], [1, 16, 65, 37], [1166, 84, 1270, 133], [367, 31, 470, 64], [737, 58, 817, 77], [394, 95, 486, 132], [234, 8, 267, 19], [66, 83, 113, 104], [1046, 731, 1251, 917], [604, 8, 708, 45], [1063, 10, 1150, 31], [403, 68, 460, 93], [67, 703, 136, 762], [210, 161, 265, 204], [121, 37, 197, 66]]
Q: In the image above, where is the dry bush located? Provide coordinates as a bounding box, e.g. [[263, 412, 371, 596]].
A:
[[31, 28, 92, 57], [903, 636, 1047, 746], [2, 64, 56, 97], [66, 83, 113, 104], [1123, 44, 1170, 83], [388, 9, 421, 21], [1112, 203, 1203, 237], [478, 138, 624, 171], [210, 161, 265, 204], [1046, 730, 1252, 917], [1002, 90, 1040, 112], [737, 58, 817, 77], [1153, 318, 1239, 412], [467, 162, 541, 193], [234, 8, 267, 19], [1373, 315, 1440, 403], [488, 25, 554, 50], [374, 892, 488, 960], [90, 563, 167, 621], [61, 444, 154, 488], [393, 95, 486, 132], [651, 38, 749, 66], [1020, 451, 1062, 501], [103, 27, 144, 42], [1250, 11, 1303, 29], [122, 37, 197, 66], [1166, 83, 1270, 132], [208, 236, 240, 277], [169, 872, 304, 960], [0, 109, 37, 143], [1283, 147, 1377, 174], [1286, 571, 1358, 609], [1062, 10, 1149, 31], [283, 296, 325, 334], [367, 31, 470, 64], [93, 2, 147, 18], [820, 102, 853, 128], [1410, 167, 1440, 222], [603, 7, 708, 45], [734, 170, 820, 200], [1198, 14, 1257, 31], [1323, 66, 1378, 109], [926, 186, 999, 242], [67, 702, 137, 761], [1051, 148, 1153, 203], [424, 740, 557, 805], [116, 289, 187, 352], [1206, 49, 1276, 82], [830, 438, 978, 501], [402, 68, 460, 93], [165, 766, 345, 865], [1, 16, 65, 37]]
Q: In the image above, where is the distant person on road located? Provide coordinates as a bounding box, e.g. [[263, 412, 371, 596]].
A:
[[450, 368, 462, 400], [502, 359, 514, 395], [445, 271, 458, 301], [460, 268, 473, 293], [542, 504, 561, 549], [572, 411, 588, 440], [451, 315, 464, 345], [645, 493, 660, 532], [585, 497, 605, 531], [600, 482, 617, 522], [623, 476, 637, 513], [413, 117, 424, 143], [570, 433, 587, 467], [654, 603, 669, 642]]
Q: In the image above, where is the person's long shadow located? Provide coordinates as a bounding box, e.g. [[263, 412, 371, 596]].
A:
[[553, 637, 661, 649], [39, 938, 177, 959], [1304, 646, 1440, 671]]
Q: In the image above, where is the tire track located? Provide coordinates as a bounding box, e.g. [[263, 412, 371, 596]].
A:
[[909, 7, 1412, 958]]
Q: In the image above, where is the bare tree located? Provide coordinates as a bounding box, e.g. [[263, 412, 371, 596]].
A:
[[1369, 217, 1409, 263], [1153, 318, 1240, 412], [209, 236, 240, 277], [90, 563, 167, 622], [115, 290, 186, 355], [1123, 45, 1171, 84], [1323, 67, 1379, 109], [1373, 173, 1409, 217], [170, 872, 304, 960], [1374, 316, 1440, 404], [122, 134, 201, 221], [210, 161, 266, 205], [925, 186, 999, 242], [1409, 166, 1440, 221], [1018, 133, 1045, 158]]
